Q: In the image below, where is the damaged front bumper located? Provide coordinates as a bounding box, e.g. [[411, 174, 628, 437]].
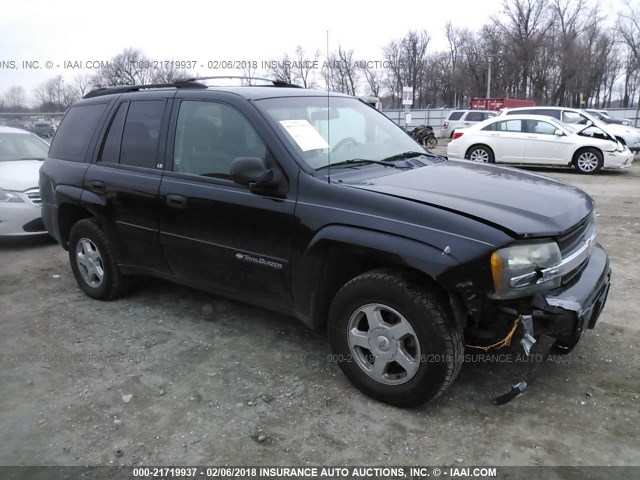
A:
[[492, 244, 611, 404], [533, 243, 611, 344]]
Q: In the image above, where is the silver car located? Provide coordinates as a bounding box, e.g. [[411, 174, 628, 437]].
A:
[[0, 126, 50, 236], [441, 110, 496, 138]]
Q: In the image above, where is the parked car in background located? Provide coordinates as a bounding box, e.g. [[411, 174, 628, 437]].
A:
[[498, 106, 640, 152], [585, 109, 632, 127], [0, 126, 50, 236], [447, 114, 633, 174], [441, 110, 496, 138], [30, 123, 56, 139]]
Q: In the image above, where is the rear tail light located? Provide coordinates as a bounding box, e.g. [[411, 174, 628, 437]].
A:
[[452, 132, 464, 140]]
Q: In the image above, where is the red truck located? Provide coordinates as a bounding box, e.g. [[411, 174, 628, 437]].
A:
[[471, 98, 536, 111]]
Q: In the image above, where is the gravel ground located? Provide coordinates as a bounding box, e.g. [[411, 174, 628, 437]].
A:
[[1, 154, 639, 467]]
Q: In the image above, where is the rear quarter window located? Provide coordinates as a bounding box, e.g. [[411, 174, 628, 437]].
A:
[[49, 103, 108, 162], [448, 111, 464, 121]]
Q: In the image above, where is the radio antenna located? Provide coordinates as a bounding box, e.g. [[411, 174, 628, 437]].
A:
[[326, 30, 331, 184]]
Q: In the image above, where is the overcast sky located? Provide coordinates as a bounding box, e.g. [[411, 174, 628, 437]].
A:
[[0, 0, 628, 105]]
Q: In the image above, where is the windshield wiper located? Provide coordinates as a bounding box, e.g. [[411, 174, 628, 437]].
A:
[[316, 159, 398, 170], [380, 151, 427, 162]]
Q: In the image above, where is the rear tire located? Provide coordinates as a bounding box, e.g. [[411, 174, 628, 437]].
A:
[[573, 148, 603, 174], [69, 218, 130, 300], [466, 145, 494, 163], [327, 269, 463, 407]]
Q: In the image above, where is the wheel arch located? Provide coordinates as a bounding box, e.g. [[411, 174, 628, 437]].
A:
[[295, 225, 460, 331], [465, 143, 495, 160], [571, 146, 603, 164]]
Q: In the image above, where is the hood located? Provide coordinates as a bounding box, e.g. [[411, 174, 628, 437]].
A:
[[347, 160, 593, 237], [0, 160, 42, 191]]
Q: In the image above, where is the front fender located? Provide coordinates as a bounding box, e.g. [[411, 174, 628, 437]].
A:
[[292, 224, 489, 328], [306, 224, 459, 277]]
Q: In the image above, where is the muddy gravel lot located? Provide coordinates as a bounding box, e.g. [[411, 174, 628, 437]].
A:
[[1, 155, 639, 468]]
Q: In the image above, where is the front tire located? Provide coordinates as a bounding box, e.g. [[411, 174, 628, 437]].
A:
[[69, 218, 129, 300], [328, 270, 463, 407], [573, 148, 603, 174], [466, 145, 494, 163]]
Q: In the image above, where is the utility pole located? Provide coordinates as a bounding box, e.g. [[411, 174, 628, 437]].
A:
[[486, 55, 494, 99]]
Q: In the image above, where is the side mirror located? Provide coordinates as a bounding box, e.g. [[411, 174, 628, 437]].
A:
[[554, 129, 565, 136], [230, 156, 279, 191]]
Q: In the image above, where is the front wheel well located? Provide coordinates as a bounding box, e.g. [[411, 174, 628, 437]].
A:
[[615, 136, 626, 145], [572, 146, 603, 164], [465, 144, 494, 158], [312, 247, 449, 329]]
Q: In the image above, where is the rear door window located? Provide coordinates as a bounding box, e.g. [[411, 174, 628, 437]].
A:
[[98, 102, 129, 164], [120, 100, 166, 168], [465, 111, 485, 122], [484, 120, 523, 132]]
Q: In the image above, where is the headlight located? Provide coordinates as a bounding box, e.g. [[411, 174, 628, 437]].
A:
[[490, 240, 561, 299], [0, 190, 24, 203]]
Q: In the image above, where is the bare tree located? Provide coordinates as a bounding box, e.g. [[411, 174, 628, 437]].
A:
[[617, 0, 640, 107], [91, 48, 154, 87], [292, 46, 319, 88], [151, 62, 191, 84], [268, 54, 294, 84], [74, 73, 92, 98], [5, 86, 26, 109], [361, 63, 383, 97], [493, 0, 555, 98], [322, 46, 359, 95]]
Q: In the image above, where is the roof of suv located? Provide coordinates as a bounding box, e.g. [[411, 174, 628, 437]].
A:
[[82, 81, 352, 102]]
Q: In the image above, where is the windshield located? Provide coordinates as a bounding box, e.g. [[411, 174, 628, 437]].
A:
[[256, 96, 425, 170], [557, 122, 577, 133], [0, 132, 50, 161], [586, 110, 606, 121]]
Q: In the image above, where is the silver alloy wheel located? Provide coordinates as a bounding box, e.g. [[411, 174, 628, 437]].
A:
[[76, 237, 104, 288], [469, 148, 489, 162], [577, 151, 599, 172], [347, 303, 421, 385]]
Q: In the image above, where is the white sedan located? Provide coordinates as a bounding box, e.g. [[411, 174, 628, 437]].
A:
[[0, 126, 50, 236], [446, 114, 634, 174]]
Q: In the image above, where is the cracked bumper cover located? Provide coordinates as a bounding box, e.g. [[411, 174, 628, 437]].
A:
[[532, 243, 611, 342]]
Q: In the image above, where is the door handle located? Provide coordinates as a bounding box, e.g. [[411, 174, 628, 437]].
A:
[[88, 180, 106, 193], [166, 194, 187, 208]]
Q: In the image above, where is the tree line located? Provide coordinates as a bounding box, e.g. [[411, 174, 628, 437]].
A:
[[2, 0, 639, 113]]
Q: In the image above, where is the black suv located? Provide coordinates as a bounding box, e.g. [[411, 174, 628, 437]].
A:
[[40, 79, 611, 407]]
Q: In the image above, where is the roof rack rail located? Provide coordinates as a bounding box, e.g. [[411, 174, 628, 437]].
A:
[[177, 76, 302, 88], [83, 80, 207, 99]]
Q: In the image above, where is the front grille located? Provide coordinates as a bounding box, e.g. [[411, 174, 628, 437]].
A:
[[24, 188, 42, 207], [556, 214, 592, 257], [556, 212, 597, 284]]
